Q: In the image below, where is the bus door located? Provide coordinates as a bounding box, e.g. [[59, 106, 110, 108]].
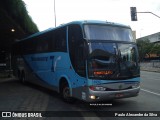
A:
[[68, 25, 87, 87]]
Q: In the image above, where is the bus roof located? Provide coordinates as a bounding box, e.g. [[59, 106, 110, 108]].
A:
[[20, 20, 130, 41], [68, 20, 130, 27]]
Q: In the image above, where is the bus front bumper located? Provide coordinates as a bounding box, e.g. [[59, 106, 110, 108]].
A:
[[85, 87, 140, 102]]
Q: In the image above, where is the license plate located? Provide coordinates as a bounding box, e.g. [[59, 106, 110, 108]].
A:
[[115, 93, 124, 98]]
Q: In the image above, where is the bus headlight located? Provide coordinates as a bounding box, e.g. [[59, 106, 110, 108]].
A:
[[90, 95, 96, 99], [89, 86, 106, 91], [89, 95, 99, 100]]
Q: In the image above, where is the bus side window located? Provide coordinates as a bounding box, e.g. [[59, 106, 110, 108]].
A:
[[68, 24, 86, 77], [55, 27, 67, 52], [50, 31, 56, 52], [35, 35, 49, 53], [23, 39, 36, 54]]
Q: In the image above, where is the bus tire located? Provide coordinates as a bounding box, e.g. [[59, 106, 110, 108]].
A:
[[60, 80, 75, 103]]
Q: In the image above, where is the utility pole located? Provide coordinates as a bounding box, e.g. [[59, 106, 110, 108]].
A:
[[54, 0, 56, 27], [137, 12, 160, 19], [130, 7, 160, 21]]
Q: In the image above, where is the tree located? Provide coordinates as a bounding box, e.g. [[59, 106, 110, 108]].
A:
[[136, 38, 154, 61], [150, 44, 160, 57], [0, 0, 39, 34]]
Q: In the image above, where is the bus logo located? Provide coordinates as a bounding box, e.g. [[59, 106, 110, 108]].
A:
[[2, 112, 11, 117]]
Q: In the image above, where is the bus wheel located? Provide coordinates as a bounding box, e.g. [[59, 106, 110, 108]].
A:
[[61, 81, 75, 103]]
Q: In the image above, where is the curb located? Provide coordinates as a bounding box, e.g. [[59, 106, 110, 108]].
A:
[[0, 76, 16, 83], [140, 68, 160, 73]]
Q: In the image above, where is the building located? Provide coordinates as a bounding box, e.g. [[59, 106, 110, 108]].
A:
[[137, 32, 160, 44], [137, 32, 160, 61], [132, 31, 136, 42]]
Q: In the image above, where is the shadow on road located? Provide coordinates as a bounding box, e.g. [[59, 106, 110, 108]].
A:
[[0, 78, 140, 115]]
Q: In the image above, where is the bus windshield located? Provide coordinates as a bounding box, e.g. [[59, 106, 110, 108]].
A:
[[84, 24, 134, 42], [88, 42, 140, 80]]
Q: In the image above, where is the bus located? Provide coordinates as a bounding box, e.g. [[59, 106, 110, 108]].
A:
[[12, 20, 140, 102]]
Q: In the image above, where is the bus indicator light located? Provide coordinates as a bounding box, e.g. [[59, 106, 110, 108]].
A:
[[89, 86, 106, 91], [94, 70, 113, 75]]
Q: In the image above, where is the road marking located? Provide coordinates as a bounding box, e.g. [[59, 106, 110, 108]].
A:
[[141, 89, 160, 96]]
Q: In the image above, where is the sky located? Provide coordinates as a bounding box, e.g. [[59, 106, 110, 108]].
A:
[[23, 0, 160, 38]]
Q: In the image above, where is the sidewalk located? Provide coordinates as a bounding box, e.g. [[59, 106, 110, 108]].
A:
[[0, 72, 16, 83], [0, 75, 17, 82], [140, 67, 160, 73], [140, 62, 160, 73]]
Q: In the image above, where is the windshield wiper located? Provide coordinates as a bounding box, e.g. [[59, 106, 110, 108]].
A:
[[93, 59, 111, 64]]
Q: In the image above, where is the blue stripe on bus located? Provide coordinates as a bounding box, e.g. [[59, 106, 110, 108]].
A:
[[87, 77, 140, 86]]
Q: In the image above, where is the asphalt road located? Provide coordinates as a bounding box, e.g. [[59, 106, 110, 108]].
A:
[[0, 71, 160, 120]]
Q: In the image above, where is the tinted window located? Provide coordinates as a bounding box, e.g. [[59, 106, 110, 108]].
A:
[[15, 27, 67, 55], [36, 34, 49, 53], [68, 24, 87, 77], [54, 27, 67, 52]]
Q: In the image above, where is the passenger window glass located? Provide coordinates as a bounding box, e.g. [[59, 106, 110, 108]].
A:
[[55, 27, 67, 52], [68, 24, 86, 77]]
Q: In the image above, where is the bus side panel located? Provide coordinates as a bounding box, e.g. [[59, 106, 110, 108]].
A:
[[22, 52, 80, 93], [54, 53, 88, 97], [22, 52, 57, 91]]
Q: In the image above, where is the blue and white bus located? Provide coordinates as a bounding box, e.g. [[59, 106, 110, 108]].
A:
[[12, 20, 140, 102]]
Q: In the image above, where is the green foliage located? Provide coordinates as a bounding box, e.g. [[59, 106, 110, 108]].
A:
[[0, 0, 39, 33], [136, 38, 154, 61], [150, 44, 160, 55], [137, 38, 160, 61]]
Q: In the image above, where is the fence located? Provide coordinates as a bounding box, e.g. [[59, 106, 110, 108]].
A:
[[140, 61, 160, 72], [141, 61, 160, 68]]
